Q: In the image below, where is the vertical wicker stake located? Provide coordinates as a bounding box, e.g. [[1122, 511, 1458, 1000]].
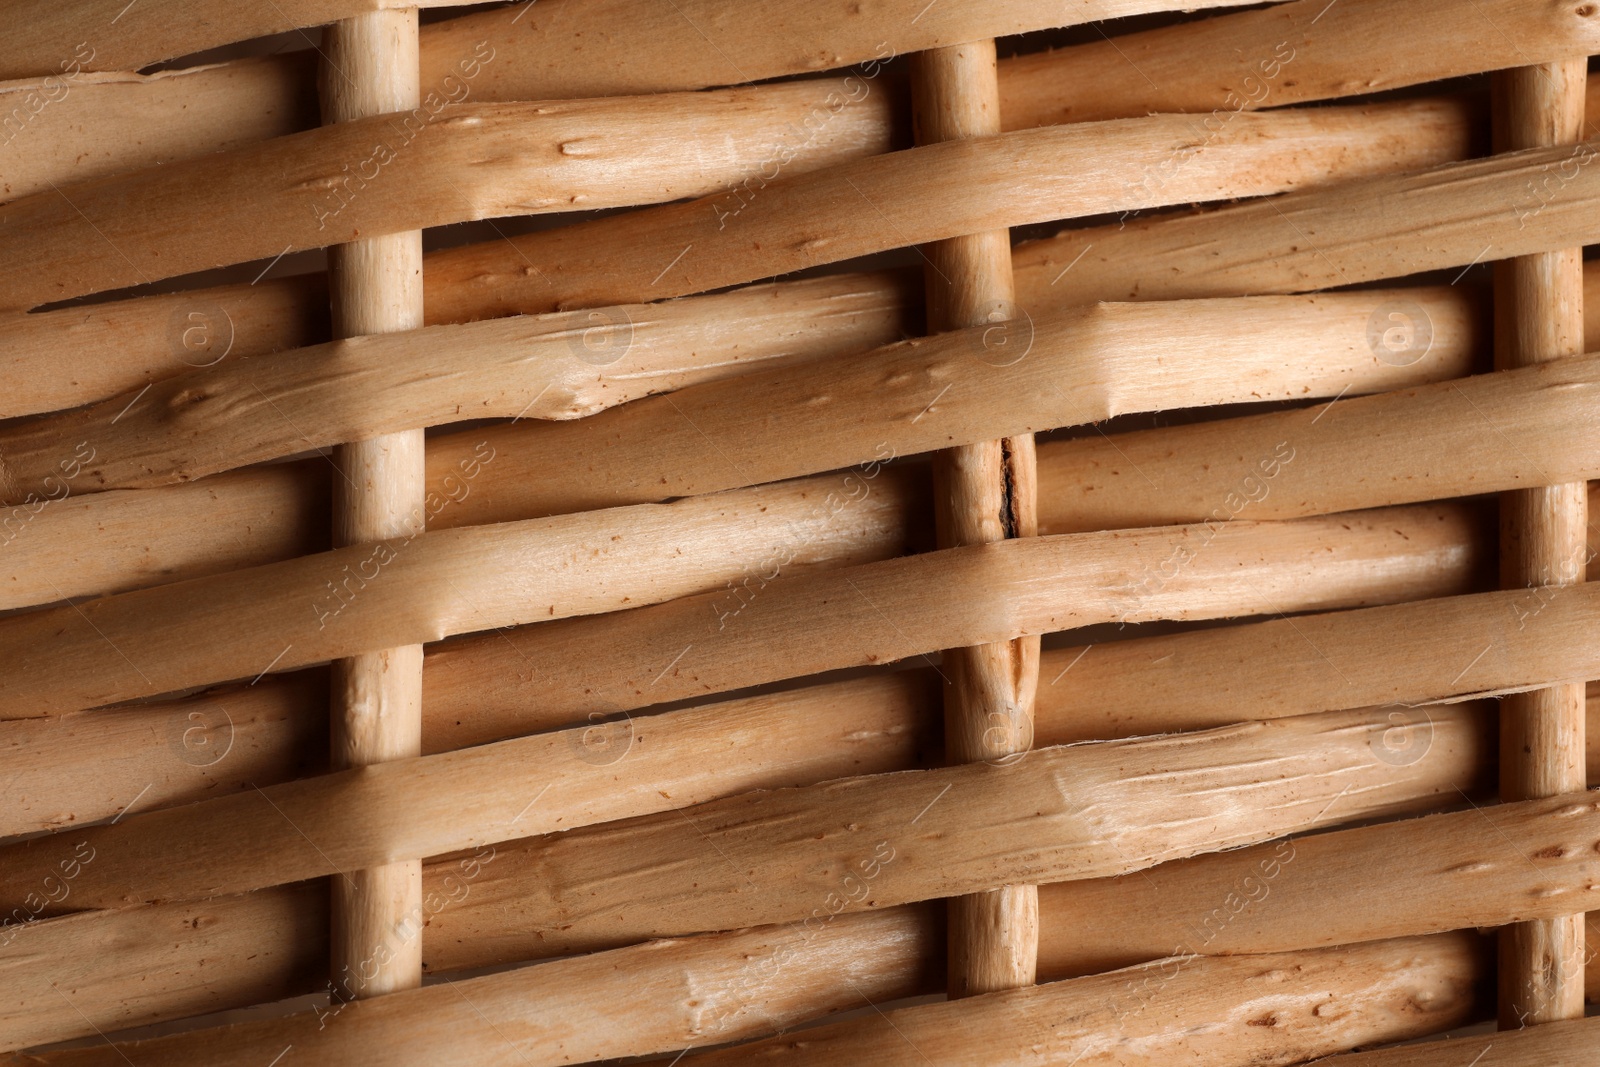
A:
[[319, 10, 427, 1002], [1493, 58, 1587, 1029], [912, 40, 1041, 998]]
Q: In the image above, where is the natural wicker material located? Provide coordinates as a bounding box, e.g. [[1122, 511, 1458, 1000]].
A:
[[2, 1, 1599, 1063]]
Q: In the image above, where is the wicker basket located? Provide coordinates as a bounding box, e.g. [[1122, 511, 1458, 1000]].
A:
[[2, 1, 1598, 1063]]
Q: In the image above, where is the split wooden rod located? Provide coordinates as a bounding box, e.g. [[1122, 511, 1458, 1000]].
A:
[[320, 9, 427, 1004], [1492, 58, 1590, 1030], [912, 39, 1039, 999]]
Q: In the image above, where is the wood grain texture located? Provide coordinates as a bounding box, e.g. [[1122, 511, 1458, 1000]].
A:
[[413, 297, 1475, 521], [319, 7, 427, 1005], [0, 271, 1517, 615], [1039, 350, 1600, 535], [1000, 0, 1600, 127], [0, 932, 1478, 1066], [423, 97, 1473, 323], [0, 497, 1482, 719], [0, 274, 914, 498], [914, 36, 1040, 1001], [0, 0, 1251, 85], [1015, 137, 1600, 309], [1303, 1016, 1600, 1065], [0, 89, 1475, 422], [0, 498, 1484, 841], [411, 703, 1487, 969], [1039, 790, 1600, 980], [1492, 56, 1589, 1030], [678, 936, 1482, 1067], [0, 76, 893, 311], [1, 909, 935, 1065]]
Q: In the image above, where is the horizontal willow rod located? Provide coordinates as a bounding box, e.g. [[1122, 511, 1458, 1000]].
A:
[[0, 287, 1473, 504], [407, 297, 1475, 519], [0, 5, 1363, 211], [1001, 0, 1600, 127], [0, 78, 893, 312], [0, 493, 1482, 718], [1039, 790, 1600, 980], [421, 98, 1476, 323], [1308, 1015, 1599, 1066], [418, 501, 1482, 743], [0, 96, 1465, 313], [679, 936, 1482, 1067], [2, 500, 1481, 839], [0, 276, 1494, 612], [0, 698, 1484, 930], [413, 704, 1485, 969], [5, 933, 1480, 1066], [1044, 574, 1600, 745], [1, 94, 1466, 421], [1015, 138, 1600, 308], [0, 274, 914, 498], [1040, 350, 1600, 534], [0, 675, 928, 910], [15, 0, 1596, 206], [0, 0, 1250, 88]]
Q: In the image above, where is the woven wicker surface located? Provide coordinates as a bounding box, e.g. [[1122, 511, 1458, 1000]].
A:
[[2, 1, 1599, 1063]]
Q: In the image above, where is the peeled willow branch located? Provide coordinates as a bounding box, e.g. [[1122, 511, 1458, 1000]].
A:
[[0, 288, 1472, 504], [0, 275, 915, 499], [1015, 138, 1600, 308], [677, 936, 1482, 1067], [1040, 349, 1600, 533], [4, 933, 1481, 1067], [0, 0, 1250, 88], [0, 494, 1482, 718], [421, 98, 1479, 323], [394, 297, 1476, 520], [3, 499, 1484, 840], [1040, 790, 1600, 980], [0, 700, 1484, 927], [0, 78, 894, 312], [1001, 0, 1600, 126], [0, 95, 1468, 312]]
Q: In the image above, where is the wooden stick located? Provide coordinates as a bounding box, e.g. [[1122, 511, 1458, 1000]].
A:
[[7, 21, 1494, 214], [1039, 349, 1600, 535], [0, 931, 1479, 1066], [319, 8, 426, 1005], [1297, 1017, 1600, 1066], [1037, 790, 1600, 981], [999, 0, 1600, 128], [0, 0, 1251, 86], [422, 98, 1476, 323], [0, 493, 1484, 720], [0, 692, 1483, 941], [913, 37, 1039, 1000], [0, 279, 1472, 614], [0, 74, 903, 312], [0, 274, 916, 498], [1493, 58, 1589, 1030], [407, 298, 1476, 521], [38, 911, 938, 1066], [420, 702, 1487, 970], [0, 495, 1486, 841], [1014, 137, 1600, 309], [674, 936, 1482, 1067]]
